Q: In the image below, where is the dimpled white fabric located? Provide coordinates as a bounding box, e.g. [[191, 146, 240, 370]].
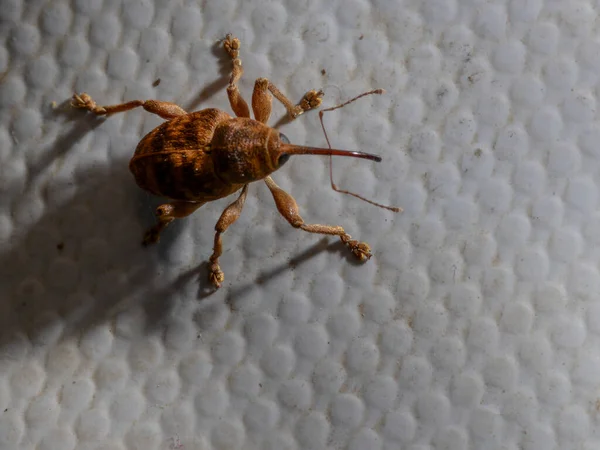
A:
[[1, 1, 600, 449]]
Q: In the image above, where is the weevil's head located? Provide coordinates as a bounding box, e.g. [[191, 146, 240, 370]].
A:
[[211, 118, 293, 184], [210, 117, 383, 185]]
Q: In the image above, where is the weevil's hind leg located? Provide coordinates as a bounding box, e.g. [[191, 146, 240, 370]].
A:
[[252, 77, 324, 122], [223, 34, 250, 118], [71, 93, 187, 119], [264, 176, 372, 261], [208, 185, 249, 288], [142, 201, 205, 246]]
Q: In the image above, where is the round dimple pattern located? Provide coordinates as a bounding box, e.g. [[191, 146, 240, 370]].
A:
[[563, 91, 596, 124], [110, 389, 145, 426], [511, 74, 546, 108], [261, 345, 295, 380], [279, 292, 311, 325], [195, 382, 228, 418], [141, 33, 171, 72], [211, 420, 245, 450], [11, 107, 41, 144], [244, 398, 279, 434], [230, 363, 262, 398], [295, 412, 329, 449], [171, 5, 203, 41], [3, 1, 600, 450], [145, 370, 180, 404], [495, 125, 529, 162], [11, 362, 44, 399], [409, 127, 442, 163], [25, 393, 59, 432], [346, 338, 380, 375], [452, 373, 484, 408], [10, 23, 40, 57], [278, 378, 312, 411], [544, 59, 578, 92], [364, 375, 397, 411], [89, 14, 121, 49], [41, 2, 72, 36], [348, 428, 382, 450], [94, 360, 128, 393], [313, 360, 345, 395], [80, 326, 113, 360], [469, 406, 500, 441], [331, 393, 364, 427], [122, 0, 154, 29], [212, 332, 245, 367], [26, 55, 59, 92], [504, 388, 539, 426], [39, 429, 76, 450], [76, 408, 110, 442], [107, 47, 139, 80], [0, 412, 24, 448], [494, 40, 526, 74], [328, 308, 361, 341]]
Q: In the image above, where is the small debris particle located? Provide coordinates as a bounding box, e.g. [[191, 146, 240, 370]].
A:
[[153, 78, 161, 87], [57, 242, 64, 251], [359, 34, 364, 40], [321, 69, 326, 76]]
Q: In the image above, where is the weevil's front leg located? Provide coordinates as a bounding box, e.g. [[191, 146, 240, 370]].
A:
[[208, 185, 249, 288], [251, 78, 272, 123], [264, 176, 372, 261], [142, 201, 205, 246], [252, 78, 324, 122], [223, 34, 250, 118], [71, 93, 187, 119]]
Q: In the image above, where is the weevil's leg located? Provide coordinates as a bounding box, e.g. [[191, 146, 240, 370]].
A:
[[251, 78, 272, 123], [142, 201, 205, 246], [265, 80, 324, 120], [223, 34, 250, 118], [71, 93, 187, 119], [264, 176, 372, 261], [208, 185, 249, 288]]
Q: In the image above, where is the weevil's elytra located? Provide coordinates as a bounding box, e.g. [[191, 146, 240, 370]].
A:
[[129, 109, 245, 200], [71, 33, 400, 288]]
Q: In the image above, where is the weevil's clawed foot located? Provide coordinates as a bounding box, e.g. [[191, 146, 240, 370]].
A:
[[209, 261, 225, 288], [71, 92, 107, 115], [142, 228, 160, 247], [341, 235, 372, 262], [223, 33, 241, 60], [300, 89, 324, 111], [290, 89, 324, 119]]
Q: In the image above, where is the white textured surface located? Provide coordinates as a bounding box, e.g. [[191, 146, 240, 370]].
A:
[[2, 0, 600, 449]]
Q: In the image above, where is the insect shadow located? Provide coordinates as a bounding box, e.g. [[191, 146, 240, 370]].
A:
[[184, 38, 234, 112], [0, 115, 209, 352], [219, 236, 362, 307]]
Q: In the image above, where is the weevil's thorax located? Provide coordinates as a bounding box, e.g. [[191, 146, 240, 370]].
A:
[[210, 118, 281, 184]]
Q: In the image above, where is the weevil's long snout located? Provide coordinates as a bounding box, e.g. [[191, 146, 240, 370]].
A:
[[279, 143, 382, 162]]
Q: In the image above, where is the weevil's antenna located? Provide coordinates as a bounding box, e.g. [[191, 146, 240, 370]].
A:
[[319, 89, 402, 213]]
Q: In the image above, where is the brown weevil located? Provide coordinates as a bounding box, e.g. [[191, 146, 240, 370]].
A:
[[71, 34, 400, 288]]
